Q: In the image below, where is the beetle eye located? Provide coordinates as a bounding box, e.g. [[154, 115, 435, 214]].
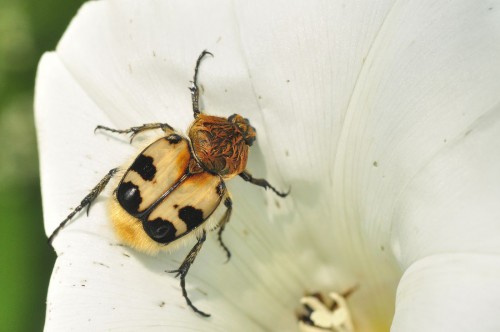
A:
[[245, 135, 256, 146], [244, 127, 256, 146]]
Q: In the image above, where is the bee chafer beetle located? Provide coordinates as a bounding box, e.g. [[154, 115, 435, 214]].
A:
[[47, 50, 289, 317]]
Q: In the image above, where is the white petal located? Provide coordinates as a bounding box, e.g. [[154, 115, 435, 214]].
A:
[[36, 0, 500, 331], [55, 0, 261, 130], [323, 1, 500, 330], [392, 254, 500, 331], [390, 104, 500, 330], [233, 2, 407, 328], [391, 105, 500, 266], [234, 0, 500, 328], [35, 52, 132, 240]]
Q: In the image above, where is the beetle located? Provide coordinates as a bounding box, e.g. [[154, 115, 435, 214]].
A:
[[47, 50, 288, 317]]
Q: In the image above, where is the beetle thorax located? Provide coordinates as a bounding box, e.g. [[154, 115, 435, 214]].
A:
[[188, 114, 256, 178]]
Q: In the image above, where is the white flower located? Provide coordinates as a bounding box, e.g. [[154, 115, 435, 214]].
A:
[[35, 1, 500, 331]]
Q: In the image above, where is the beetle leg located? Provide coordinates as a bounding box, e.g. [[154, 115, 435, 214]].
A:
[[48, 167, 120, 245], [167, 230, 210, 317], [215, 196, 233, 263], [95, 123, 174, 143], [190, 50, 213, 118], [239, 170, 290, 197]]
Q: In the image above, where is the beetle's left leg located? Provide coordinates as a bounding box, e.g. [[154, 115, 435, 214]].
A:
[[95, 122, 174, 143], [239, 170, 290, 197], [214, 196, 233, 263], [167, 230, 210, 317], [190, 50, 213, 118], [48, 167, 120, 245]]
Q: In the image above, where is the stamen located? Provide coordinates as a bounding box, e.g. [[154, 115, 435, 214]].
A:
[[297, 287, 357, 332]]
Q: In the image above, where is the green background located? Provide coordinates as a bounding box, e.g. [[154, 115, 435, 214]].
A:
[[0, 1, 85, 330]]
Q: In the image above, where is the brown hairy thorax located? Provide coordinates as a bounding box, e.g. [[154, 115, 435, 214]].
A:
[[188, 113, 256, 178]]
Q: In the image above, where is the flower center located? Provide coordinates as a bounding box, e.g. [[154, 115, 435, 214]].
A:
[[297, 287, 358, 332]]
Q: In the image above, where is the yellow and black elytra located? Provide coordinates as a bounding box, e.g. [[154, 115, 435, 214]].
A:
[[48, 50, 289, 317]]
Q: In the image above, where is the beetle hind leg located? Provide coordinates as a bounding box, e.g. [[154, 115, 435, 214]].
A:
[[95, 122, 174, 143], [48, 167, 119, 245], [167, 230, 210, 317]]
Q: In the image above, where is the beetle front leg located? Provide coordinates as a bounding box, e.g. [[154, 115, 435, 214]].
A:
[[95, 123, 174, 143], [239, 170, 290, 197], [167, 230, 210, 317], [190, 50, 213, 118]]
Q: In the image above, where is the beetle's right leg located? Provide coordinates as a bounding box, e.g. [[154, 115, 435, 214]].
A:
[[167, 230, 210, 317], [48, 167, 119, 245], [214, 196, 233, 263], [95, 123, 174, 143], [239, 170, 290, 197]]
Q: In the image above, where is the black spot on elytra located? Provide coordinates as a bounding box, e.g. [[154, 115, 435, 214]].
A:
[[166, 134, 182, 144], [173, 204, 178, 209], [143, 218, 177, 244], [131, 154, 156, 181], [178, 206, 204, 229], [117, 181, 142, 214]]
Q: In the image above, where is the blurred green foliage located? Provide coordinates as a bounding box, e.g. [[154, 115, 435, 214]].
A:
[[0, 0, 85, 330]]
